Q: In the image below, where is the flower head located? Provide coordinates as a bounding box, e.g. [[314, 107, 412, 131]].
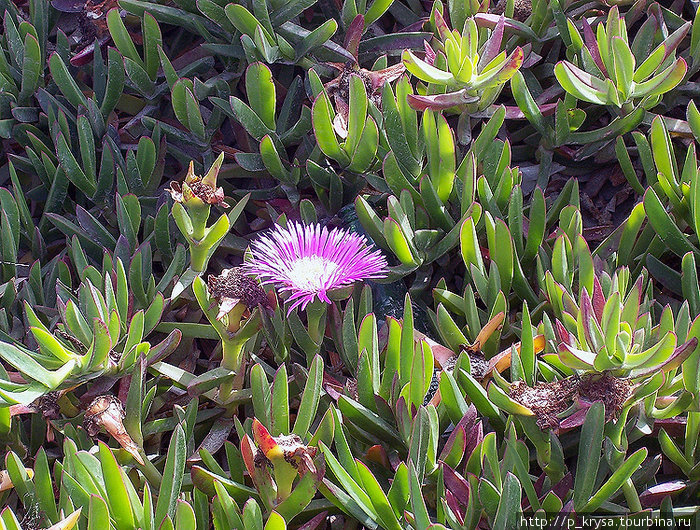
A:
[[243, 222, 387, 311]]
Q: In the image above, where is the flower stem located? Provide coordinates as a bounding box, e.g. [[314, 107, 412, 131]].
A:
[[190, 243, 209, 273], [189, 205, 210, 241], [219, 338, 245, 401], [305, 300, 326, 363], [137, 450, 163, 488]]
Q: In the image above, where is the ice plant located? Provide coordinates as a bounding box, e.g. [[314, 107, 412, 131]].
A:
[[402, 10, 523, 112], [192, 272, 266, 406], [555, 6, 689, 110], [169, 153, 231, 281], [243, 222, 387, 312]]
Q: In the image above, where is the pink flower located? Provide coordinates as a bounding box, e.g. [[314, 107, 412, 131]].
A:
[[243, 222, 387, 311]]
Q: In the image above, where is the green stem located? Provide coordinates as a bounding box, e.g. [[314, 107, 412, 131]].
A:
[[273, 461, 298, 502], [305, 300, 326, 363], [189, 243, 209, 273], [189, 204, 210, 241], [219, 338, 246, 401], [607, 406, 631, 451], [621, 101, 635, 117]]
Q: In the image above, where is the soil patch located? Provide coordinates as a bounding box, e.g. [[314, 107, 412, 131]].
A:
[[510, 378, 578, 429]]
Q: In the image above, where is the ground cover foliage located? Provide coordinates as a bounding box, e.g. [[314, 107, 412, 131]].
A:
[[0, 0, 700, 527]]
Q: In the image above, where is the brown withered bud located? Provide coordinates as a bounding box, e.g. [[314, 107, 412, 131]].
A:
[[10, 391, 61, 420], [207, 267, 269, 320], [323, 62, 405, 138], [33, 392, 61, 420], [84, 395, 144, 465], [169, 156, 229, 207], [55, 329, 88, 354]]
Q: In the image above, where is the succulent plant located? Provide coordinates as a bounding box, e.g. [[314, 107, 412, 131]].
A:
[[402, 7, 523, 113], [556, 6, 689, 110]]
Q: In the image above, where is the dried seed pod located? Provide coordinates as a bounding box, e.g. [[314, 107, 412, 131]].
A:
[[84, 395, 144, 465]]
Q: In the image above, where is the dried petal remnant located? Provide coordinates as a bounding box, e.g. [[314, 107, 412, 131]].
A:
[[169, 178, 227, 207], [32, 391, 61, 420], [252, 418, 319, 475], [324, 62, 406, 133], [84, 395, 144, 464], [208, 267, 269, 319], [169, 158, 228, 207]]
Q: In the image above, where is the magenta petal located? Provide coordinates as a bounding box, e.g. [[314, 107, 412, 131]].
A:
[[244, 222, 388, 311]]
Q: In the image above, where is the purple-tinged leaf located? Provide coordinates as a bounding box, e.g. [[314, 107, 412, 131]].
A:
[[344, 15, 364, 60], [582, 18, 606, 76], [533, 473, 546, 497], [521, 44, 542, 68], [480, 15, 505, 68], [632, 337, 698, 378], [554, 61, 609, 105], [445, 491, 465, 524], [558, 343, 596, 369], [474, 46, 523, 89], [439, 424, 467, 465], [549, 501, 576, 530], [551, 473, 573, 502], [424, 41, 436, 66], [580, 288, 602, 351], [640, 481, 687, 508], [466, 420, 483, 460], [70, 37, 112, 67], [632, 58, 687, 98], [555, 319, 575, 347], [403, 19, 429, 33], [558, 406, 589, 430], [441, 463, 470, 507], [297, 511, 330, 530], [592, 276, 605, 321], [659, 22, 691, 63], [433, 8, 452, 42]]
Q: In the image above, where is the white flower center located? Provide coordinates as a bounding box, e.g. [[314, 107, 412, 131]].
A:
[[288, 256, 338, 291]]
